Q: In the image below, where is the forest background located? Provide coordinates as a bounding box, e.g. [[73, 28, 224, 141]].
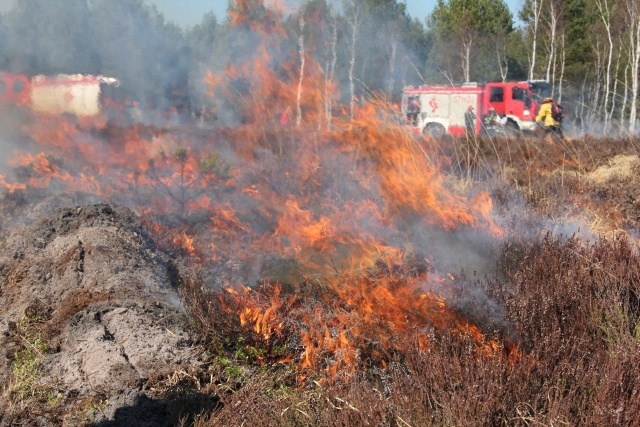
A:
[[0, 0, 639, 135]]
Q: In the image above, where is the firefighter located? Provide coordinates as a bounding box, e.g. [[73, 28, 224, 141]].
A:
[[482, 108, 499, 135], [464, 105, 476, 136], [407, 96, 420, 126], [535, 97, 564, 143]]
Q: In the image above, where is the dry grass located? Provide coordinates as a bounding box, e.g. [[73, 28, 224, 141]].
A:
[[168, 134, 640, 426]]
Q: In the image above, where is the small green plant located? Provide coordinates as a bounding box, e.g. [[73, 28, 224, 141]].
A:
[[47, 390, 64, 408], [213, 356, 246, 381], [234, 344, 266, 363], [20, 313, 42, 325], [265, 382, 293, 398], [84, 397, 110, 422], [147, 145, 230, 218], [8, 336, 49, 401], [272, 343, 290, 356]]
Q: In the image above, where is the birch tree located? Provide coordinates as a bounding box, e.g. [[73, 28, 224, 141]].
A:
[[344, 0, 361, 127], [520, 0, 546, 80], [543, 0, 562, 88], [496, 33, 509, 82], [323, 8, 338, 130], [624, 0, 640, 133], [296, 13, 305, 128], [594, 0, 615, 131]]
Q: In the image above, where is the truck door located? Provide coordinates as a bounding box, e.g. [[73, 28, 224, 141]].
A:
[[509, 86, 527, 118], [487, 84, 506, 115]]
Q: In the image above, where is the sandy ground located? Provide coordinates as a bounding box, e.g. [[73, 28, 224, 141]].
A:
[[0, 199, 207, 425]]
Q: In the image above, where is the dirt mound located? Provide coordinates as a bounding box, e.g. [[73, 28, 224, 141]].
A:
[[0, 202, 208, 425]]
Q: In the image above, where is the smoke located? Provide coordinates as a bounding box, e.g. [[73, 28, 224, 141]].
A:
[[0, 108, 32, 183], [2, 0, 629, 346], [0, 0, 192, 115]]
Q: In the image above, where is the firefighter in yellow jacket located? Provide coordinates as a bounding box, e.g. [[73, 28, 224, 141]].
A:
[[535, 97, 564, 143]]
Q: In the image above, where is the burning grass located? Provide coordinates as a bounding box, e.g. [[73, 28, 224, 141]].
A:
[[172, 232, 640, 427], [2, 0, 640, 422], [3, 82, 640, 424]]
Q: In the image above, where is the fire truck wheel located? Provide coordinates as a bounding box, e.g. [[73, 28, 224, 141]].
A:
[[505, 120, 521, 136], [424, 123, 446, 138]]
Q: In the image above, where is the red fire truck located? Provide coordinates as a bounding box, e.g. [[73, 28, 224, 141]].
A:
[[0, 73, 119, 117], [402, 80, 551, 137]]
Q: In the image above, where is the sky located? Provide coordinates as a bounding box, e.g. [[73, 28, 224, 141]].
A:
[[145, 0, 525, 28], [0, 0, 524, 28]]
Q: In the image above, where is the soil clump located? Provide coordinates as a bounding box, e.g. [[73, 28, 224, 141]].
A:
[[0, 199, 210, 425]]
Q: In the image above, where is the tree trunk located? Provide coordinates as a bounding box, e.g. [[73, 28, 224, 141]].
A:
[[496, 34, 509, 82], [589, 39, 603, 125], [628, 0, 640, 134], [595, 0, 614, 133], [296, 15, 305, 129], [545, 1, 558, 86], [462, 37, 472, 83], [386, 34, 399, 97], [608, 43, 621, 133], [558, 32, 565, 103], [632, 24, 640, 133], [621, 59, 629, 130], [323, 11, 338, 131], [529, 0, 545, 81], [348, 6, 359, 129]]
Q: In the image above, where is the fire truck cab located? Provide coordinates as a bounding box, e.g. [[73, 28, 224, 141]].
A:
[[0, 73, 31, 107], [402, 80, 551, 137]]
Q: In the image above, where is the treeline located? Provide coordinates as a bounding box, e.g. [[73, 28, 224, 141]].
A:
[[0, 0, 638, 134]]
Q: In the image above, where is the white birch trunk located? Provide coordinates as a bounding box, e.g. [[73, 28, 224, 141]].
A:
[[621, 59, 629, 132], [632, 23, 640, 133], [296, 15, 305, 129], [595, 0, 614, 132], [324, 12, 338, 131], [386, 35, 399, 97], [348, 6, 359, 129], [463, 37, 472, 83], [558, 32, 565, 103], [545, 1, 558, 86], [497, 35, 509, 82], [608, 44, 621, 133], [529, 0, 545, 81], [628, 0, 640, 134]]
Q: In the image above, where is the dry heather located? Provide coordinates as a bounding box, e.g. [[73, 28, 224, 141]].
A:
[[179, 135, 640, 426], [0, 133, 639, 426]]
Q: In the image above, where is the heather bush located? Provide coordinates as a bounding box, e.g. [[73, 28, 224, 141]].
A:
[[171, 230, 640, 426]]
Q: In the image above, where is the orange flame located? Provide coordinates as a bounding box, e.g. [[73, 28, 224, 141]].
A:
[[0, 0, 511, 379], [0, 174, 27, 193]]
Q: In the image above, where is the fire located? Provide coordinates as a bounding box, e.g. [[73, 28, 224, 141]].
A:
[[0, 0, 511, 379], [237, 284, 286, 340], [173, 231, 196, 255], [0, 174, 26, 193]]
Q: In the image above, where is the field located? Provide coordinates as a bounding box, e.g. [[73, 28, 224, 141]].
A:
[[0, 108, 639, 425]]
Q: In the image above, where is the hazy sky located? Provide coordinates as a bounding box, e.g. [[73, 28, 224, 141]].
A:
[[146, 0, 525, 28], [0, 0, 524, 27]]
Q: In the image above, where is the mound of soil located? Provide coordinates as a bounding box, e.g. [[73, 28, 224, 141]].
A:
[[0, 201, 208, 425]]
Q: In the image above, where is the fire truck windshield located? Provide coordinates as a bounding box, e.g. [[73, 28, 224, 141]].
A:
[[528, 81, 551, 103]]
